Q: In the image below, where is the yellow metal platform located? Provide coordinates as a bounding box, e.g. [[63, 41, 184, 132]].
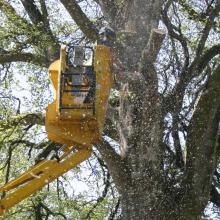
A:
[[46, 45, 112, 146]]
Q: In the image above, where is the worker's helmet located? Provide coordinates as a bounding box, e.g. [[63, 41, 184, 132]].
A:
[[98, 26, 116, 46]]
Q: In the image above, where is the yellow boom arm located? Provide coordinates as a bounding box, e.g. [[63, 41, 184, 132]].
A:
[[0, 146, 91, 215]]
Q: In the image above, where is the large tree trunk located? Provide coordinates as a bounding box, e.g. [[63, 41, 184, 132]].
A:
[[113, 1, 166, 219], [96, 1, 220, 219]]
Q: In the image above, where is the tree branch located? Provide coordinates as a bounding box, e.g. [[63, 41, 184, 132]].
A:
[[85, 171, 111, 219], [188, 1, 220, 77], [0, 52, 49, 67], [39, 0, 48, 16], [0, 113, 45, 131], [95, 137, 131, 193], [94, 0, 118, 28], [0, 1, 58, 65], [197, 44, 220, 73], [195, 1, 220, 58], [161, 1, 220, 121], [38, 202, 67, 219], [0, 0, 31, 25], [59, 0, 98, 41], [20, 0, 57, 44], [108, 198, 120, 219], [39, 0, 50, 27], [162, 0, 189, 71], [20, 0, 44, 25], [183, 65, 220, 214]]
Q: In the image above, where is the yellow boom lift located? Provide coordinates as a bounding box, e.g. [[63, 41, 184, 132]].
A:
[[0, 27, 114, 215]]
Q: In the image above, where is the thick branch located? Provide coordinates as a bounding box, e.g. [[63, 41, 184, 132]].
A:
[[95, 137, 131, 193], [20, 0, 44, 25], [0, 52, 49, 67], [39, 0, 50, 27], [197, 44, 220, 73], [59, 0, 98, 41], [183, 65, 220, 216]]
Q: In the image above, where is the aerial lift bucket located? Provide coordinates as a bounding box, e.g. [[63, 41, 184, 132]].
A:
[[46, 44, 112, 146]]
